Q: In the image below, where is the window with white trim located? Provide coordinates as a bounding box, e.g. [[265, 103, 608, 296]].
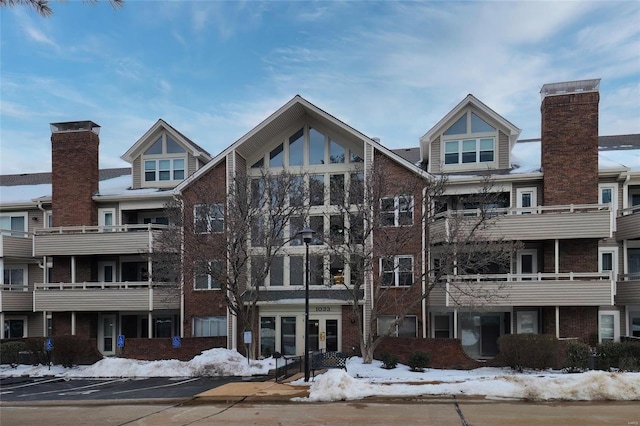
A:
[[194, 260, 222, 290], [0, 213, 27, 237], [194, 203, 224, 233], [193, 316, 227, 337], [599, 184, 617, 230], [4, 317, 27, 338], [598, 310, 620, 343], [380, 196, 413, 226], [378, 315, 417, 337], [599, 248, 617, 279], [142, 133, 187, 184], [381, 255, 414, 286], [442, 111, 497, 168], [2, 265, 27, 291]]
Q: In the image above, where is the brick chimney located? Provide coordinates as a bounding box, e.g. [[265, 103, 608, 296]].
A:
[[50, 121, 100, 227], [540, 79, 600, 206]]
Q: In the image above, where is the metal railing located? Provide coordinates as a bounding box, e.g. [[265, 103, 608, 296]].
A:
[[34, 281, 175, 290], [34, 223, 171, 235], [433, 203, 610, 220]]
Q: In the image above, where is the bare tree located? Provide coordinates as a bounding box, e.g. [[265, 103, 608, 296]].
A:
[[0, 0, 123, 17], [155, 167, 308, 359], [325, 155, 517, 363]]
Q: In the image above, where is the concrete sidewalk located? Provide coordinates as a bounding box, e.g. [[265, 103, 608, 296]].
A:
[[192, 373, 309, 403]]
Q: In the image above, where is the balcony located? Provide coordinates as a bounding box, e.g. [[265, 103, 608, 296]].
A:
[[430, 204, 612, 243], [429, 272, 613, 307], [33, 281, 179, 312], [0, 231, 33, 259], [33, 224, 173, 256], [615, 273, 640, 305], [0, 285, 33, 311], [616, 207, 640, 241]]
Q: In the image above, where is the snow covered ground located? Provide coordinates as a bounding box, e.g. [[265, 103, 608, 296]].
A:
[[1, 348, 639, 402]]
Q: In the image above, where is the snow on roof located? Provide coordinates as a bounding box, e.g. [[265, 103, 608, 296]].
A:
[[0, 174, 167, 205]]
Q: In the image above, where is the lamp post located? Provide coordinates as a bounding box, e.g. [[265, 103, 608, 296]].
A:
[[299, 227, 315, 382]]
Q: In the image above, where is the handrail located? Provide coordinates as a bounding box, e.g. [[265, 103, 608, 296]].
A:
[[0, 284, 29, 291], [34, 281, 175, 290], [433, 203, 610, 220], [0, 229, 32, 238], [618, 206, 640, 217], [445, 272, 612, 282], [34, 223, 172, 235], [618, 273, 640, 282]]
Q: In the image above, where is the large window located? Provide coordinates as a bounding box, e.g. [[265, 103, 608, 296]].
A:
[[194, 203, 224, 233], [144, 158, 185, 182], [378, 315, 417, 337], [380, 196, 413, 226], [251, 127, 363, 168], [381, 255, 414, 286], [142, 134, 187, 183], [193, 316, 227, 337], [445, 138, 495, 165], [442, 111, 496, 167], [0, 213, 26, 237]]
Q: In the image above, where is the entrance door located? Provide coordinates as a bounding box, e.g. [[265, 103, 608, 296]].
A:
[[518, 250, 538, 280], [98, 262, 116, 284], [98, 315, 116, 355], [325, 320, 338, 352], [308, 320, 320, 352]]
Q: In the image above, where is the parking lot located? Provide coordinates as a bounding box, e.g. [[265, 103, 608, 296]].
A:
[[0, 376, 268, 403]]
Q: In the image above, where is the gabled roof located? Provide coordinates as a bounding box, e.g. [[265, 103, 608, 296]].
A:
[[176, 95, 429, 192], [120, 119, 212, 163], [419, 94, 521, 163]]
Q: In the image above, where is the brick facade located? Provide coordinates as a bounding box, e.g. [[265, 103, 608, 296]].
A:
[[541, 91, 599, 206], [51, 128, 99, 227], [541, 306, 598, 344], [375, 337, 479, 370]]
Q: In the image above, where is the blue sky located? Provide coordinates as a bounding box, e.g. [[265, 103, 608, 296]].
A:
[[1, 1, 639, 174]]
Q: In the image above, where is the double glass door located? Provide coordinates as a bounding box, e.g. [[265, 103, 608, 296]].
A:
[[307, 319, 339, 352]]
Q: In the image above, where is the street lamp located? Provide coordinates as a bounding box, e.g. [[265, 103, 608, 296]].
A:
[[299, 227, 315, 382]]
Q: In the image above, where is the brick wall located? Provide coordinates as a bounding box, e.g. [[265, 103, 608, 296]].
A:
[[375, 337, 480, 369], [51, 129, 99, 227], [342, 305, 361, 355], [51, 312, 97, 338], [543, 239, 598, 273], [541, 306, 598, 343], [541, 91, 599, 206], [118, 337, 226, 361]]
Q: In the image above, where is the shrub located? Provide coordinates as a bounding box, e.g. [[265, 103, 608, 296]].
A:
[[564, 341, 590, 373], [23, 338, 49, 365], [0, 341, 27, 367], [50, 336, 102, 367], [379, 351, 398, 369], [596, 341, 640, 371], [407, 351, 430, 372], [496, 334, 559, 372]]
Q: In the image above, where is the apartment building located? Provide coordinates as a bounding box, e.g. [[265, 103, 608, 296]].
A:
[[1, 79, 638, 360]]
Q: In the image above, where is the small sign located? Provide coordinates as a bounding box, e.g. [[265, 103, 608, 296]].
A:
[[243, 331, 252, 344], [172, 336, 181, 348], [117, 335, 125, 348], [45, 338, 54, 351]]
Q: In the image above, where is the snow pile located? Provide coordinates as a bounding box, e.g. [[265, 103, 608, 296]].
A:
[[2, 350, 640, 401], [0, 348, 274, 378]]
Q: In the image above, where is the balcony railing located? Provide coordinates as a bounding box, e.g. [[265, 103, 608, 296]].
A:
[[616, 273, 640, 305], [616, 207, 640, 240], [0, 230, 33, 258], [33, 281, 179, 312], [33, 224, 174, 256], [433, 272, 614, 307], [430, 203, 612, 242]]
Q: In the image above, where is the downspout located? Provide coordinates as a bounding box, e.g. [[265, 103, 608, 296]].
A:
[[422, 186, 427, 339]]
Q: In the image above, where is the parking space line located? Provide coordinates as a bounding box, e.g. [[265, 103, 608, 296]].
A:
[[112, 377, 200, 394], [21, 378, 128, 396], [1, 377, 64, 390]]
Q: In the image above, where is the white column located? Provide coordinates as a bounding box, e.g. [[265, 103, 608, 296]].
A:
[[453, 309, 458, 339], [71, 311, 76, 336], [0, 312, 4, 339], [43, 311, 47, 337], [555, 306, 560, 338], [148, 312, 153, 338], [554, 240, 559, 274], [71, 256, 76, 283]]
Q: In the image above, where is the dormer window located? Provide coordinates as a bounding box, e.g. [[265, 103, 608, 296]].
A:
[[142, 133, 187, 184], [442, 111, 497, 168]]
